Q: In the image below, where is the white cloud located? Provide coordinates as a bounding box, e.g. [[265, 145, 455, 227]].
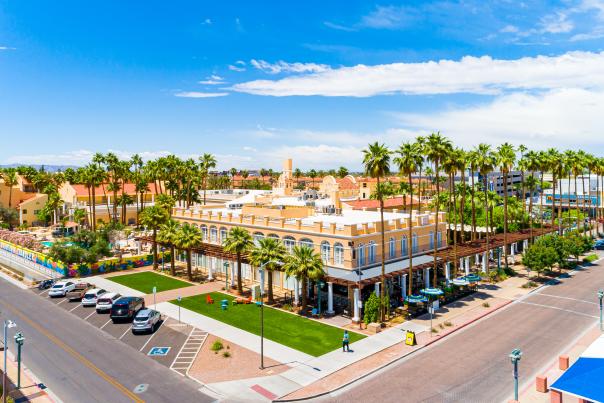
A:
[[570, 28, 604, 41], [394, 88, 604, 150], [250, 59, 330, 74], [359, 5, 419, 30], [0, 46, 15, 50], [500, 25, 519, 33], [232, 51, 604, 97], [228, 60, 246, 72], [202, 18, 212, 25], [265, 144, 363, 170], [323, 21, 357, 32], [198, 74, 225, 85], [5, 150, 173, 166], [539, 12, 574, 33], [174, 91, 228, 98]]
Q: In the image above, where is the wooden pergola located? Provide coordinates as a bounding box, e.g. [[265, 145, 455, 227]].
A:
[[137, 236, 251, 263]]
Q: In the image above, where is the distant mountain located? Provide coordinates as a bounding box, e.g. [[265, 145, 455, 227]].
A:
[[0, 164, 80, 172]]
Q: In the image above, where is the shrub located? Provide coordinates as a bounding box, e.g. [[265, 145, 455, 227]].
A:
[[583, 253, 599, 263], [522, 281, 538, 288], [282, 303, 293, 312], [222, 351, 231, 358], [211, 340, 224, 352], [482, 302, 490, 308], [444, 321, 453, 327], [431, 327, 438, 333], [363, 293, 380, 325]]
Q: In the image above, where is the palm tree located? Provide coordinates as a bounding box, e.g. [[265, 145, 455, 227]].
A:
[[283, 246, 325, 311], [249, 238, 286, 304], [496, 143, 516, 270], [456, 150, 468, 243], [1, 168, 18, 209], [467, 150, 479, 240], [525, 175, 538, 240], [394, 141, 422, 296], [424, 132, 452, 285], [223, 226, 254, 294], [548, 149, 563, 234], [229, 168, 238, 189], [158, 220, 180, 276], [307, 169, 318, 189], [362, 142, 391, 321], [568, 151, 583, 230], [139, 206, 169, 270], [475, 144, 496, 272], [241, 170, 249, 187], [173, 224, 203, 281], [199, 153, 217, 205], [337, 166, 349, 178]]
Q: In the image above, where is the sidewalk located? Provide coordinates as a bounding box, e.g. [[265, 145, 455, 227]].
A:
[[1, 348, 56, 403]]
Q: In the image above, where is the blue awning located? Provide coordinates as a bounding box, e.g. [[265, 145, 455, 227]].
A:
[[551, 357, 604, 402]]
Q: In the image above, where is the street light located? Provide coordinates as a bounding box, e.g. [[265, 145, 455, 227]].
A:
[[13, 332, 24, 389], [3, 320, 16, 403], [509, 348, 522, 402], [598, 289, 604, 331], [258, 260, 279, 370], [223, 261, 229, 291]]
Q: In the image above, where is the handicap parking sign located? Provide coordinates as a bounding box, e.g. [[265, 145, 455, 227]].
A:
[[148, 347, 170, 356]]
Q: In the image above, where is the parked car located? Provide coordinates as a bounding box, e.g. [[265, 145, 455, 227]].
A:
[[66, 282, 94, 301], [37, 279, 55, 290], [110, 297, 145, 322], [95, 293, 121, 313], [48, 281, 76, 297], [81, 288, 107, 307], [131, 309, 161, 334]]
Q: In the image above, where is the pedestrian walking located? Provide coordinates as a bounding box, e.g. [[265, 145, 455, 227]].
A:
[[342, 330, 350, 352]]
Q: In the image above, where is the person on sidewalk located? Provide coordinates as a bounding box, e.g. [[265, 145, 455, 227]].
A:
[[342, 330, 350, 352]]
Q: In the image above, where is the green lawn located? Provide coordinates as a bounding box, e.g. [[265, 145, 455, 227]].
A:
[[171, 292, 365, 357], [108, 271, 194, 294]]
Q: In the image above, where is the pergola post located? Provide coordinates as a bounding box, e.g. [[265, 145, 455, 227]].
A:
[[208, 256, 214, 280], [352, 288, 360, 323], [465, 257, 470, 275], [327, 282, 334, 315], [401, 274, 407, 300], [374, 282, 380, 297], [424, 268, 430, 288], [482, 251, 488, 272], [294, 279, 299, 306], [445, 262, 451, 281]]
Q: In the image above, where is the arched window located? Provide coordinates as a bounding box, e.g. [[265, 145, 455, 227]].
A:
[[357, 243, 365, 267], [368, 241, 376, 264], [389, 237, 396, 259], [429, 231, 435, 249], [210, 226, 218, 243], [220, 227, 228, 243], [267, 233, 279, 240], [299, 238, 314, 250], [334, 243, 344, 265], [320, 241, 330, 264], [200, 225, 208, 241], [253, 232, 264, 246], [283, 236, 295, 253], [412, 233, 419, 253], [401, 236, 408, 256]]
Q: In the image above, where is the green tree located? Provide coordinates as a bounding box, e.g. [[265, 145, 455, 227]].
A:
[[157, 219, 180, 276], [171, 223, 202, 281], [337, 166, 349, 178], [223, 226, 254, 294], [199, 153, 217, 205], [496, 142, 516, 270], [475, 143, 496, 271], [283, 246, 325, 311], [362, 141, 391, 321], [249, 237, 286, 304], [139, 206, 169, 270]]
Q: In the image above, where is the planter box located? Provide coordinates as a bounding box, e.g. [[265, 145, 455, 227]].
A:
[[368, 322, 381, 334]]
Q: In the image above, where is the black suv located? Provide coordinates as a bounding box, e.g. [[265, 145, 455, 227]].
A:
[[110, 297, 145, 322]]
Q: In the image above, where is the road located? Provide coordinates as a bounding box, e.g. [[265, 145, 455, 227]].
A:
[[324, 259, 604, 403], [0, 278, 215, 403]]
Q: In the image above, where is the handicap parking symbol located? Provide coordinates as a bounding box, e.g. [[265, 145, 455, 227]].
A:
[[148, 347, 170, 356]]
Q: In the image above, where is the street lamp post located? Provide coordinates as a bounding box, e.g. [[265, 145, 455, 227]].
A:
[[223, 262, 229, 291], [510, 348, 522, 402], [599, 290, 603, 331], [13, 333, 24, 389], [3, 319, 16, 403]]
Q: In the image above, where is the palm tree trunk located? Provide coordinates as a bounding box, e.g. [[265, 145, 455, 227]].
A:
[[377, 176, 387, 322], [170, 245, 175, 276], [483, 175, 490, 273], [432, 162, 440, 286], [460, 168, 466, 243], [186, 250, 192, 281], [407, 173, 414, 297], [267, 270, 274, 304], [236, 252, 243, 294], [503, 171, 509, 270], [91, 185, 97, 231], [451, 173, 458, 275], [471, 169, 477, 241], [301, 276, 308, 310], [575, 175, 580, 229], [152, 229, 158, 270], [539, 172, 545, 230]]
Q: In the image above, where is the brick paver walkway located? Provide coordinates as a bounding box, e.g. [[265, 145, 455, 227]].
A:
[[144, 281, 223, 305]]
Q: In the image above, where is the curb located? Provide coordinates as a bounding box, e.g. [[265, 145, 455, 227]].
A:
[[273, 299, 514, 402]]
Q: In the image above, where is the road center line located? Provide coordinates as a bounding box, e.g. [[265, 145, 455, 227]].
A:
[[536, 293, 597, 305], [519, 301, 598, 318]]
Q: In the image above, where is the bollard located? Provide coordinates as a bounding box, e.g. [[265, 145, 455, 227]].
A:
[[559, 355, 569, 371], [550, 389, 563, 403], [536, 375, 548, 393]]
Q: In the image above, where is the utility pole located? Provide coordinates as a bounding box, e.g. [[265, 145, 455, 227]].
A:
[[510, 348, 522, 402], [14, 333, 24, 389]]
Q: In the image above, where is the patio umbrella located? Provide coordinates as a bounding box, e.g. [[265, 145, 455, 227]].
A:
[[420, 288, 444, 296], [405, 294, 428, 304], [464, 274, 481, 283], [451, 278, 470, 286]]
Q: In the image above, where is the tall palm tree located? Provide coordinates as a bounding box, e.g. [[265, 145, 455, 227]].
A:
[[475, 144, 496, 272], [496, 143, 516, 270], [424, 132, 452, 285], [394, 141, 422, 296], [199, 153, 217, 205], [229, 168, 238, 189], [173, 224, 203, 281], [568, 151, 583, 230], [337, 166, 349, 178], [157, 219, 180, 276], [548, 149, 563, 234], [467, 150, 479, 241], [307, 169, 318, 189], [443, 148, 461, 274], [139, 205, 169, 270], [223, 226, 254, 294], [456, 150, 468, 243], [525, 151, 541, 240], [249, 237, 286, 304], [283, 246, 325, 311], [362, 142, 391, 321], [1, 168, 18, 209], [525, 175, 538, 240]]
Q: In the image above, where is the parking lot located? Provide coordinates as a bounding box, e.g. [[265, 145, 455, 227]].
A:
[[32, 285, 202, 374]]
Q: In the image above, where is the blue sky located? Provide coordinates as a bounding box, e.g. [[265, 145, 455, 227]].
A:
[[1, 1, 604, 170]]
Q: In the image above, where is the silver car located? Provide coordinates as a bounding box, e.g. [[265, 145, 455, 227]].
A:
[[131, 309, 161, 334]]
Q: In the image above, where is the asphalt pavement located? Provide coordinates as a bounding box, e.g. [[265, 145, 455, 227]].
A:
[[322, 259, 604, 403], [0, 279, 216, 403]]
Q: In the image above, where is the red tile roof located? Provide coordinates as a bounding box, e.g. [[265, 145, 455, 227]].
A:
[[336, 177, 358, 190]]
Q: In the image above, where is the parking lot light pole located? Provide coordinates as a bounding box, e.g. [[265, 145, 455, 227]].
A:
[[599, 290, 603, 331], [3, 320, 16, 403], [14, 332, 24, 389], [510, 348, 522, 402]]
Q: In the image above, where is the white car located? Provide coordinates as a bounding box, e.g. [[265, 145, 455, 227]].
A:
[[81, 288, 107, 307], [95, 292, 121, 313], [48, 281, 76, 297]]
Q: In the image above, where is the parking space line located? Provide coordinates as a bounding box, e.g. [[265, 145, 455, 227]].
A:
[[119, 326, 133, 340], [57, 298, 67, 305], [69, 304, 81, 312], [84, 311, 96, 320], [100, 319, 112, 330], [139, 318, 166, 352]]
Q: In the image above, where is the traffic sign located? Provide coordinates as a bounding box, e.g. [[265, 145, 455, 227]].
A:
[[148, 347, 170, 356]]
